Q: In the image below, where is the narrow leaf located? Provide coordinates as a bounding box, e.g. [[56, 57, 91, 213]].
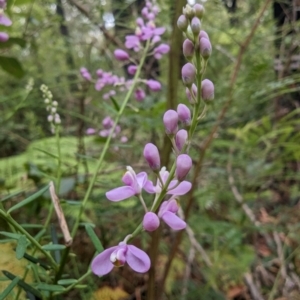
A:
[[109, 96, 120, 112], [0, 231, 22, 240], [41, 244, 66, 251], [16, 235, 27, 259], [33, 147, 59, 159], [1, 190, 25, 202], [36, 283, 65, 292], [57, 279, 78, 285], [50, 224, 60, 263], [8, 184, 49, 213], [2, 270, 43, 298], [85, 224, 103, 252], [0, 276, 19, 300], [22, 252, 51, 270]]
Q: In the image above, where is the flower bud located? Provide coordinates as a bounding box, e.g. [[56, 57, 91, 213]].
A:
[[182, 63, 196, 87], [183, 39, 194, 61], [135, 88, 146, 101], [176, 154, 192, 181], [143, 212, 160, 232], [190, 17, 201, 35], [163, 110, 178, 135], [177, 14, 188, 31], [0, 32, 9, 42], [201, 79, 214, 101], [183, 5, 195, 20], [128, 65, 137, 75], [175, 129, 188, 152], [144, 143, 161, 171], [114, 49, 130, 61], [199, 30, 209, 40], [177, 104, 191, 125], [186, 84, 197, 104], [194, 4, 205, 19], [199, 38, 212, 60], [146, 79, 161, 91]]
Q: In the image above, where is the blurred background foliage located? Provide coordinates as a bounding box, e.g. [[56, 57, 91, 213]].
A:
[[1, 0, 300, 299]]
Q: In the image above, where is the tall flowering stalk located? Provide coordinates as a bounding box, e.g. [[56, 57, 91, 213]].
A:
[[91, 2, 215, 276]]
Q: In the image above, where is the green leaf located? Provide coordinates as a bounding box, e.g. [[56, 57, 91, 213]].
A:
[[7, 184, 49, 213], [0, 190, 25, 202], [14, 0, 34, 5], [109, 96, 120, 112], [33, 147, 59, 159], [22, 252, 51, 270], [36, 283, 65, 292], [16, 235, 27, 260], [2, 270, 43, 298], [0, 276, 19, 300], [57, 279, 78, 285], [41, 244, 66, 251], [0, 56, 25, 78], [0, 231, 22, 240], [0, 37, 26, 49], [85, 224, 103, 253]]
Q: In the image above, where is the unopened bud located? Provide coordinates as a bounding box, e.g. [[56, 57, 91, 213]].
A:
[[201, 79, 214, 101], [190, 17, 201, 35], [186, 84, 198, 104], [176, 154, 192, 181], [183, 39, 194, 61], [199, 38, 212, 60], [163, 110, 178, 135], [177, 14, 188, 31], [194, 4, 205, 19], [175, 129, 188, 152], [182, 63, 196, 87], [199, 30, 209, 40], [144, 143, 161, 171], [114, 49, 130, 61], [183, 4, 195, 20], [177, 104, 191, 125], [143, 212, 160, 232]]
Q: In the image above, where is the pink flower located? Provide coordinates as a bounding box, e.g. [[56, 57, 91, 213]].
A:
[[135, 88, 146, 101], [0, 32, 9, 42], [125, 35, 140, 51], [114, 49, 130, 61], [153, 44, 170, 59], [128, 65, 138, 75], [143, 143, 160, 171], [91, 242, 150, 276], [0, 14, 12, 26], [143, 212, 160, 231], [86, 128, 96, 135], [146, 79, 161, 91], [80, 67, 92, 81], [106, 167, 148, 201]]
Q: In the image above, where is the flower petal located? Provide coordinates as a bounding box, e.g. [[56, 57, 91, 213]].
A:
[[106, 186, 135, 201], [144, 180, 156, 193], [126, 245, 150, 273], [162, 211, 186, 230], [167, 181, 191, 195], [136, 172, 148, 188], [91, 246, 118, 276]]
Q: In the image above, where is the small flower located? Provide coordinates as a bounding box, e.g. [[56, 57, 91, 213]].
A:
[[153, 44, 170, 59], [146, 79, 161, 91], [182, 63, 196, 87], [183, 39, 194, 61], [80, 67, 92, 81], [201, 79, 214, 101], [190, 17, 201, 35], [158, 199, 186, 230], [176, 154, 192, 181], [177, 14, 188, 31], [106, 166, 148, 201], [144, 143, 160, 171], [91, 242, 150, 276], [199, 38, 212, 60], [0, 32, 8, 42], [114, 49, 130, 61], [120, 136, 128, 143], [143, 212, 160, 231], [128, 65, 138, 75], [0, 14, 12, 26], [135, 88, 146, 101], [125, 35, 140, 51], [175, 129, 188, 152], [86, 128, 96, 135], [163, 110, 178, 135]]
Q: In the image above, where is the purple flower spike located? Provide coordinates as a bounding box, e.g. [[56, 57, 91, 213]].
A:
[[128, 65, 138, 75], [199, 38, 212, 60], [177, 104, 191, 125], [0, 32, 9, 42], [201, 79, 214, 101], [183, 39, 194, 61], [135, 88, 146, 101], [186, 84, 198, 104], [158, 199, 186, 230], [163, 110, 178, 135], [144, 143, 160, 171], [154, 44, 170, 59], [91, 242, 150, 276], [194, 4, 205, 19], [176, 154, 192, 181], [146, 79, 161, 91], [191, 17, 201, 35], [143, 212, 160, 231], [177, 14, 188, 31], [182, 63, 196, 87], [114, 49, 130, 61], [0, 14, 12, 27], [106, 166, 148, 201], [175, 129, 188, 152]]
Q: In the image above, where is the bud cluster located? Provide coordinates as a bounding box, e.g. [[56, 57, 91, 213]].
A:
[[0, 0, 12, 42], [40, 84, 61, 133]]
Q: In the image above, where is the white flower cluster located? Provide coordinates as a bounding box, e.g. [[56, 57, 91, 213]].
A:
[[40, 84, 61, 132]]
